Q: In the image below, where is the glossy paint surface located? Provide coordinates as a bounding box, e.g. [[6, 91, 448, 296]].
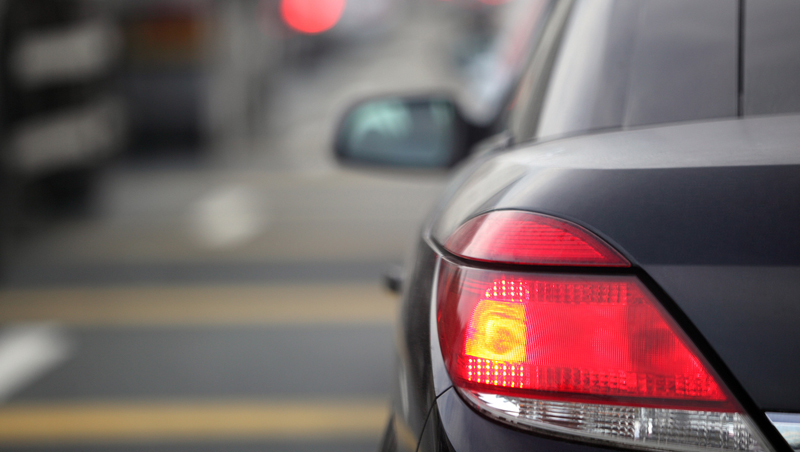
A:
[[383, 0, 800, 446], [386, 117, 800, 452], [425, 116, 800, 414]]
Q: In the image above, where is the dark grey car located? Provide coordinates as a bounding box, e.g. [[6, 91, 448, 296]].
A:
[[335, 1, 800, 452]]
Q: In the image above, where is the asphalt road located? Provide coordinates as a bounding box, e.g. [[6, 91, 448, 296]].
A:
[[0, 4, 463, 450], [0, 274, 398, 451]]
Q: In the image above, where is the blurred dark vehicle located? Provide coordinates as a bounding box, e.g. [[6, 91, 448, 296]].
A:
[[335, 1, 800, 452], [114, 0, 280, 152], [115, 0, 207, 149], [0, 0, 125, 218]]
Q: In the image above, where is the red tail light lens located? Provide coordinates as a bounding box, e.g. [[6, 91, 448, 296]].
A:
[[444, 211, 629, 267], [437, 263, 731, 410], [435, 210, 772, 452]]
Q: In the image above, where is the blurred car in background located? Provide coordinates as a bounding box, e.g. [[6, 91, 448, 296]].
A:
[[325, 0, 402, 41], [454, 0, 548, 127], [334, 1, 800, 452], [274, 0, 404, 62], [443, 0, 515, 75], [1, 0, 125, 215], [114, 0, 208, 150], [113, 0, 280, 153]]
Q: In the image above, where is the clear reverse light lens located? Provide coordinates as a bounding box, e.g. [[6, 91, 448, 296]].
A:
[[463, 390, 770, 452]]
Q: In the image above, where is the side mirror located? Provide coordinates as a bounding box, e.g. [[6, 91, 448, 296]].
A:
[[334, 95, 473, 169]]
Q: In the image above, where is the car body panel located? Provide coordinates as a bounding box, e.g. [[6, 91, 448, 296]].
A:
[[418, 115, 800, 421], [391, 238, 441, 452], [433, 114, 800, 261], [383, 115, 800, 452], [647, 265, 800, 412]]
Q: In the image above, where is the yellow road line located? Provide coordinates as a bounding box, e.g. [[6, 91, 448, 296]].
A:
[[0, 284, 397, 326], [0, 399, 388, 444]]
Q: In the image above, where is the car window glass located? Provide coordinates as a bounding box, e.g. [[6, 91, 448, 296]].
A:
[[511, 0, 738, 143], [621, 0, 738, 128], [743, 0, 800, 116]]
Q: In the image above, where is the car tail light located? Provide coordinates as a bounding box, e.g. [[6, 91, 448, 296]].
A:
[[445, 210, 629, 266], [437, 211, 772, 452]]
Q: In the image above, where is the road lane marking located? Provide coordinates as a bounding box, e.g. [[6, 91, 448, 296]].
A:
[[189, 185, 267, 250], [0, 324, 72, 401], [0, 399, 388, 444], [0, 284, 397, 326]]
